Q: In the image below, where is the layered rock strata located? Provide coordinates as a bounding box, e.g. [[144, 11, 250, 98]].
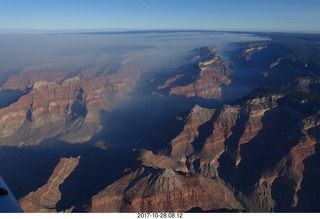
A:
[[91, 151, 243, 212], [169, 49, 232, 99], [90, 91, 320, 212], [242, 43, 268, 60], [19, 157, 80, 212], [0, 53, 143, 146]]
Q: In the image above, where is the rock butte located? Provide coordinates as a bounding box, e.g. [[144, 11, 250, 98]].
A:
[[169, 47, 232, 100]]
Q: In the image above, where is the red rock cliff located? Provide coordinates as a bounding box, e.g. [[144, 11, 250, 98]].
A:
[[19, 157, 80, 212], [169, 50, 232, 99]]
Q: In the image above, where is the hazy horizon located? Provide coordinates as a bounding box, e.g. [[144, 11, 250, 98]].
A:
[[1, 0, 319, 32], [0, 31, 269, 80], [1, 28, 320, 35]]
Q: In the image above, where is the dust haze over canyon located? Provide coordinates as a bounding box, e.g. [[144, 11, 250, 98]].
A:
[[1, 31, 320, 212], [0, 32, 266, 148], [0, 31, 267, 76]]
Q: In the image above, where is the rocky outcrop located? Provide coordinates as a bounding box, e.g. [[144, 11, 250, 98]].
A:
[[0, 76, 106, 146], [89, 89, 320, 212], [0, 78, 80, 145], [90, 154, 243, 212], [88, 93, 278, 212], [231, 94, 320, 212], [170, 105, 215, 159], [242, 43, 268, 61], [157, 74, 184, 90], [0, 52, 144, 146], [293, 77, 320, 93], [192, 105, 241, 178], [19, 157, 80, 212], [247, 116, 317, 211], [236, 94, 283, 165], [1, 55, 95, 91], [169, 49, 232, 99], [270, 58, 283, 68]]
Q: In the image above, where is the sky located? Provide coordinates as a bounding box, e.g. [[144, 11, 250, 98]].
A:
[[0, 0, 319, 32]]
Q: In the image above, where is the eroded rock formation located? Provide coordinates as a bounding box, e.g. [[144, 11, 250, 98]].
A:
[[0, 53, 144, 146], [19, 157, 80, 212], [242, 43, 268, 60], [90, 90, 320, 212], [169, 48, 232, 99], [91, 152, 243, 212]]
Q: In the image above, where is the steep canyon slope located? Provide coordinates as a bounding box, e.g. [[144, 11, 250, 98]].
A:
[[0, 52, 145, 146], [90, 91, 320, 212], [157, 47, 232, 100]]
